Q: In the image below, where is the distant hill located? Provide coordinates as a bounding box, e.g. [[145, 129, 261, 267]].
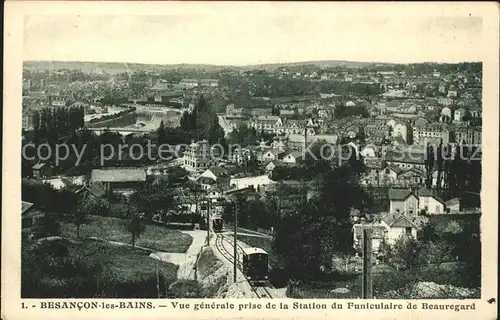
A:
[[23, 59, 402, 73], [243, 60, 398, 70], [23, 61, 234, 73], [25, 59, 477, 73]]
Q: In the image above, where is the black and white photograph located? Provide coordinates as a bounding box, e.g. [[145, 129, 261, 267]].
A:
[[3, 2, 498, 315]]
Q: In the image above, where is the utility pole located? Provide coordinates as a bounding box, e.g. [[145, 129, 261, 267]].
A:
[[151, 253, 162, 299], [206, 198, 210, 245], [156, 262, 160, 299], [362, 228, 373, 299], [233, 200, 238, 283]]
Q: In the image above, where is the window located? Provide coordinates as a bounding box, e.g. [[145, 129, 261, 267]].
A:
[[405, 227, 412, 235]]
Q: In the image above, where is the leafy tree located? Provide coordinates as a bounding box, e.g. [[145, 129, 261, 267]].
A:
[[164, 166, 189, 185], [421, 240, 455, 269], [156, 120, 167, 145], [185, 181, 206, 218], [316, 164, 370, 220], [124, 206, 146, 248], [34, 215, 62, 239], [74, 197, 109, 238], [179, 94, 225, 144], [435, 141, 446, 190], [73, 206, 88, 240], [272, 161, 370, 281], [425, 143, 435, 188], [377, 238, 392, 263], [130, 180, 175, 222], [22, 179, 78, 214], [384, 235, 423, 272]]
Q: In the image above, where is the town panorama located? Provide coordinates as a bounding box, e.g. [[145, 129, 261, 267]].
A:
[[21, 60, 482, 299]]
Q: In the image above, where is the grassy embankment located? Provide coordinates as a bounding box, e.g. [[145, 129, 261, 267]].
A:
[[60, 215, 193, 252], [24, 215, 195, 298], [22, 239, 179, 298]]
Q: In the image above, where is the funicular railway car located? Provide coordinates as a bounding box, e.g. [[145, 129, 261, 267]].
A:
[[242, 247, 269, 285], [212, 217, 224, 233]]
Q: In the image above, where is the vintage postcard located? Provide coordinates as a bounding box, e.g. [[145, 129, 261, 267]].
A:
[[2, 1, 499, 320]]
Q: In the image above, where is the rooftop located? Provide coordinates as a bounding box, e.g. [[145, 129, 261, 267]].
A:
[[22, 201, 34, 214], [387, 164, 403, 175], [207, 166, 229, 176], [384, 150, 426, 164], [242, 247, 268, 255], [388, 188, 414, 201], [32, 162, 48, 170], [382, 213, 418, 228], [91, 168, 147, 183], [285, 151, 304, 159], [76, 181, 106, 198], [417, 187, 446, 204], [254, 115, 282, 122]]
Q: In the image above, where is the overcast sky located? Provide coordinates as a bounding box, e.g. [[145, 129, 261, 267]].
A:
[[23, 6, 484, 65]]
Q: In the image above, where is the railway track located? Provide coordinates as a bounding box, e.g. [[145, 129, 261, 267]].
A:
[[252, 285, 273, 298], [213, 233, 273, 299], [214, 233, 242, 269]]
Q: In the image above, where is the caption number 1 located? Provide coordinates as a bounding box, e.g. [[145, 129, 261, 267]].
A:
[[21, 302, 28, 309]]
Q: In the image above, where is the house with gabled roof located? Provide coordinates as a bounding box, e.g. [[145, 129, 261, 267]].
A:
[[258, 148, 283, 163], [282, 151, 304, 165], [445, 197, 460, 213], [417, 187, 446, 214], [395, 167, 426, 188], [388, 188, 418, 216], [352, 212, 420, 251], [75, 181, 106, 200], [205, 186, 225, 215], [263, 160, 285, 174], [381, 213, 419, 244], [206, 186, 222, 199], [197, 176, 217, 190], [198, 167, 230, 184], [32, 162, 53, 179], [383, 164, 403, 183], [22, 201, 45, 231]]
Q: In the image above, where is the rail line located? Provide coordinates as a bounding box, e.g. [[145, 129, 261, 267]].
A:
[[213, 233, 273, 299]]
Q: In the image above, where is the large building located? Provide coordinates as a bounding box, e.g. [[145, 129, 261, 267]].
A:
[[183, 140, 220, 172], [248, 116, 284, 134], [454, 126, 482, 146], [91, 168, 147, 195], [383, 150, 426, 172], [200, 79, 219, 87], [412, 123, 451, 146], [179, 79, 199, 88]]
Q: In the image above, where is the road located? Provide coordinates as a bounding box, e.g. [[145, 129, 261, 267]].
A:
[[149, 230, 206, 280]]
